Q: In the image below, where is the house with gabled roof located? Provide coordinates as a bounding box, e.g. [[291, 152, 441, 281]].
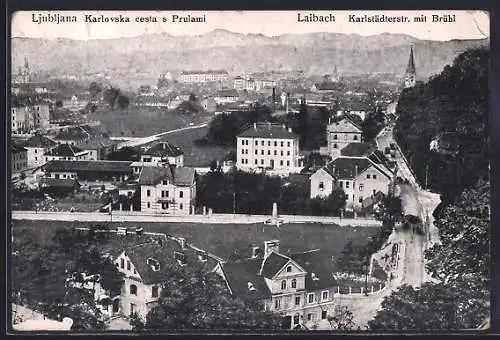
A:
[[310, 155, 395, 211], [43, 143, 90, 162], [138, 165, 196, 215], [23, 134, 57, 167], [131, 141, 184, 176], [215, 240, 339, 330], [324, 117, 363, 159]]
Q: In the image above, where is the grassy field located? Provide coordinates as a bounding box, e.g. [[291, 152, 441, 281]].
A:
[[92, 107, 213, 137], [12, 220, 379, 265], [157, 126, 234, 167]]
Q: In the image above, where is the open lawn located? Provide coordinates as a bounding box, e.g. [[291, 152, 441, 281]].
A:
[[12, 220, 380, 266], [157, 126, 234, 167], [92, 107, 213, 137]]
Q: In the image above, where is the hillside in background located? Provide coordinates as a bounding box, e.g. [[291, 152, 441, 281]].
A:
[[11, 31, 488, 90], [394, 47, 489, 202]]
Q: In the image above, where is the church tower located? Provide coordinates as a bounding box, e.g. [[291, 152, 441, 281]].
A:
[[330, 64, 339, 82], [404, 45, 416, 88]]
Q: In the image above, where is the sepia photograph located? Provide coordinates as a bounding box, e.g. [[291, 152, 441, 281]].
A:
[[9, 10, 490, 333]]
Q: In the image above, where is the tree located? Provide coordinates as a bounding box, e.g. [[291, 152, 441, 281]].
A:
[[189, 93, 197, 102], [144, 266, 282, 330], [89, 82, 102, 99], [106, 146, 140, 161], [328, 306, 355, 330], [103, 87, 120, 110], [116, 95, 130, 110], [336, 240, 364, 275]]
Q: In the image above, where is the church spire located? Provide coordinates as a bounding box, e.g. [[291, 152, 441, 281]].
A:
[[404, 44, 416, 88]]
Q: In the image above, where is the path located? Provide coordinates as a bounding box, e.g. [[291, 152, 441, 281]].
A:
[[117, 122, 209, 148], [12, 210, 381, 226]]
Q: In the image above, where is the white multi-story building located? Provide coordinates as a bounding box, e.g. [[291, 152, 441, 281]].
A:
[[322, 118, 363, 159], [178, 70, 229, 83], [236, 123, 302, 174], [11, 104, 50, 134], [24, 135, 57, 168], [139, 166, 196, 215]]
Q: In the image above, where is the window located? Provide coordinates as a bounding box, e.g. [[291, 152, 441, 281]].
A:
[[281, 141, 284, 147], [162, 203, 169, 210], [147, 202, 151, 208], [261, 141, 264, 146], [321, 310, 327, 320], [130, 284, 137, 295], [261, 159, 264, 165], [255, 141, 258, 146], [367, 174, 371, 179], [261, 150, 264, 155], [291, 279, 297, 288], [255, 159, 258, 164], [333, 143, 338, 149], [287, 142, 291, 147], [295, 296, 300, 305], [287, 151, 290, 156], [354, 135, 358, 140], [322, 291, 329, 301], [35, 157, 37, 161], [339, 181, 343, 188], [308, 293, 314, 304], [373, 174, 377, 179], [287, 161, 290, 166], [179, 191, 184, 198], [334, 134, 338, 140], [359, 196, 363, 203], [152, 286, 159, 298], [286, 266, 292, 272], [274, 150, 277, 155], [241, 139, 245, 145], [162, 179, 169, 185], [147, 189, 151, 197], [359, 184, 364, 191], [319, 182, 324, 190], [281, 280, 287, 290], [179, 203, 183, 210], [255, 150, 258, 155], [274, 299, 281, 310], [280, 160, 283, 166], [267, 150, 271, 155], [345, 181, 350, 188], [268, 141, 271, 146], [281, 151, 284, 156], [120, 258, 124, 269], [307, 313, 312, 321], [274, 141, 277, 146], [344, 134, 348, 140], [34, 149, 37, 153], [127, 261, 131, 271]]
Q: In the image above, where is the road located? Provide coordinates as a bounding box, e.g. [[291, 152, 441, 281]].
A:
[[117, 122, 209, 148], [12, 210, 382, 226], [376, 124, 441, 287]]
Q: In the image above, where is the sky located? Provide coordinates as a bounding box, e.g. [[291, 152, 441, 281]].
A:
[[12, 10, 489, 41]]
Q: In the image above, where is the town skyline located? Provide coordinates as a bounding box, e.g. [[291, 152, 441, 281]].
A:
[[12, 10, 489, 41]]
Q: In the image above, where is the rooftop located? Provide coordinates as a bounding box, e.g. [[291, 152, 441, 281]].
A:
[[144, 142, 184, 158], [216, 89, 239, 98], [44, 144, 86, 157], [327, 117, 362, 133], [25, 135, 57, 148], [39, 177, 80, 188], [313, 82, 343, 91], [340, 142, 377, 157], [42, 160, 133, 173], [322, 157, 380, 180], [138, 166, 195, 187], [238, 123, 298, 140]]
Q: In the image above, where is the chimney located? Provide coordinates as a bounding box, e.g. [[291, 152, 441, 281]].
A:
[[354, 165, 358, 177], [264, 240, 280, 257], [162, 143, 166, 150], [253, 122, 257, 130], [288, 127, 292, 133]]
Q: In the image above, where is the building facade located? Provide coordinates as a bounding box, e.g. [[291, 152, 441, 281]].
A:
[[139, 166, 196, 215], [310, 156, 393, 210], [236, 123, 302, 174], [24, 135, 57, 168], [178, 70, 229, 83], [324, 118, 363, 159], [12, 144, 28, 173], [11, 104, 50, 134]]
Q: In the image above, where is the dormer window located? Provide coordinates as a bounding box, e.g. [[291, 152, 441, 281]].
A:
[[147, 258, 160, 272], [247, 282, 256, 291], [286, 266, 292, 273], [311, 273, 319, 281], [162, 179, 169, 185], [174, 251, 187, 266]]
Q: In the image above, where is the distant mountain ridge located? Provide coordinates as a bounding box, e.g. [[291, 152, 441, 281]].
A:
[[12, 30, 488, 89]]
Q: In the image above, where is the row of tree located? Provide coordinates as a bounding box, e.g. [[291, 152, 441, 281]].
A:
[[196, 169, 347, 216]]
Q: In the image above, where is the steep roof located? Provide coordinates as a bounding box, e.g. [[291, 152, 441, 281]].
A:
[[144, 142, 184, 157], [53, 127, 90, 141], [290, 250, 338, 291], [75, 136, 117, 150], [220, 260, 272, 302], [138, 166, 195, 186], [25, 135, 57, 148], [405, 45, 416, 75], [340, 142, 377, 157], [138, 166, 173, 186], [12, 144, 27, 153], [327, 118, 362, 133], [42, 160, 132, 173], [322, 156, 392, 180], [44, 144, 86, 157], [260, 252, 291, 278], [238, 123, 298, 139]]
